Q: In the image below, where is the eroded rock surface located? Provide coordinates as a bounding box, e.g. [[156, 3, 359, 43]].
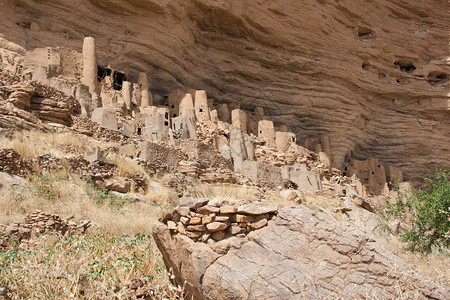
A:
[[153, 206, 450, 299]]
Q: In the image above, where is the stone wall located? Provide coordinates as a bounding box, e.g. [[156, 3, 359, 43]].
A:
[[160, 198, 277, 243]]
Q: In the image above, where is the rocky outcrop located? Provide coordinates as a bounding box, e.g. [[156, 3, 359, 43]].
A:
[[1, 70, 75, 127], [7, 83, 34, 109], [1, 0, 448, 181], [153, 206, 450, 299]]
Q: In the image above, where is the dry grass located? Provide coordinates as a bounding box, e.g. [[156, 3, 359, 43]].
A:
[[265, 189, 341, 214], [186, 183, 260, 203], [145, 188, 179, 212], [265, 190, 298, 208], [376, 234, 450, 286], [156, 173, 175, 185], [401, 252, 450, 286], [0, 172, 178, 235], [0, 129, 87, 159], [0, 171, 183, 299], [0, 232, 183, 299], [107, 153, 145, 177]]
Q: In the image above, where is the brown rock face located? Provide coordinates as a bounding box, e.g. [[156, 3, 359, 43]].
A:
[[1, 1, 449, 180], [153, 207, 450, 299]]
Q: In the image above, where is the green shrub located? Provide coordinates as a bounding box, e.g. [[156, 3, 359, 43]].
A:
[[385, 169, 450, 253]]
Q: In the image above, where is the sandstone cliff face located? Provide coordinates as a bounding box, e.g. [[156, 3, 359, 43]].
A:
[[1, 0, 449, 180]]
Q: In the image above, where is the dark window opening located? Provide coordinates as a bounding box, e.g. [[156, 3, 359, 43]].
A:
[[199, 108, 203, 112], [362, 62, 369, 70], [165, 112, 169, 119], [97, 66, 126, 90], [344, 167, 348, 171], [372, 172, 375, 175], [137, 128, 142, 135], [164, 121, 168, 126], [259, 130, 262, 134], [112, 71, 126, 90], [173, 114, 177, 118], [171, 104, 175, 108], [97, 66, 111, 82], [394, 60, 416, 73]]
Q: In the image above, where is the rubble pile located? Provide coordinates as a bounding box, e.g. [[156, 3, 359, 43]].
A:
[[0, 210, 92, 248], [68, 156, 117, 181], [0, 148, 33, 176]]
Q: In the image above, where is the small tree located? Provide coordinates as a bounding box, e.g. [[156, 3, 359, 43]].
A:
[[385, 169, 450, 253]]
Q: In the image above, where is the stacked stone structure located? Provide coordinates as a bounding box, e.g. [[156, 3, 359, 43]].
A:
[[160, 198, 277, 242]]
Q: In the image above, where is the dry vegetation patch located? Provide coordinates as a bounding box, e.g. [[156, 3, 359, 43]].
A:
[[0, 173, 178, 234], [107, 153, 146, 177], [0, 231, 183, 299], [0, 130, 87, 159], [186, 183, 260, 203], [0, 171, 183, 299]]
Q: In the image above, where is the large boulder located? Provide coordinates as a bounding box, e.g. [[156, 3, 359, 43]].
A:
[[7, 83, 34, 109], [153, 206, 450, 299]]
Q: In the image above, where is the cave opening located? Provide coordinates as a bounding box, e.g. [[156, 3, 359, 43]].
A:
[[16, 21, 31, 29], [427, 71, 448, 85], [358, 26, 372, 40], [394, 60, 416, 73]]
